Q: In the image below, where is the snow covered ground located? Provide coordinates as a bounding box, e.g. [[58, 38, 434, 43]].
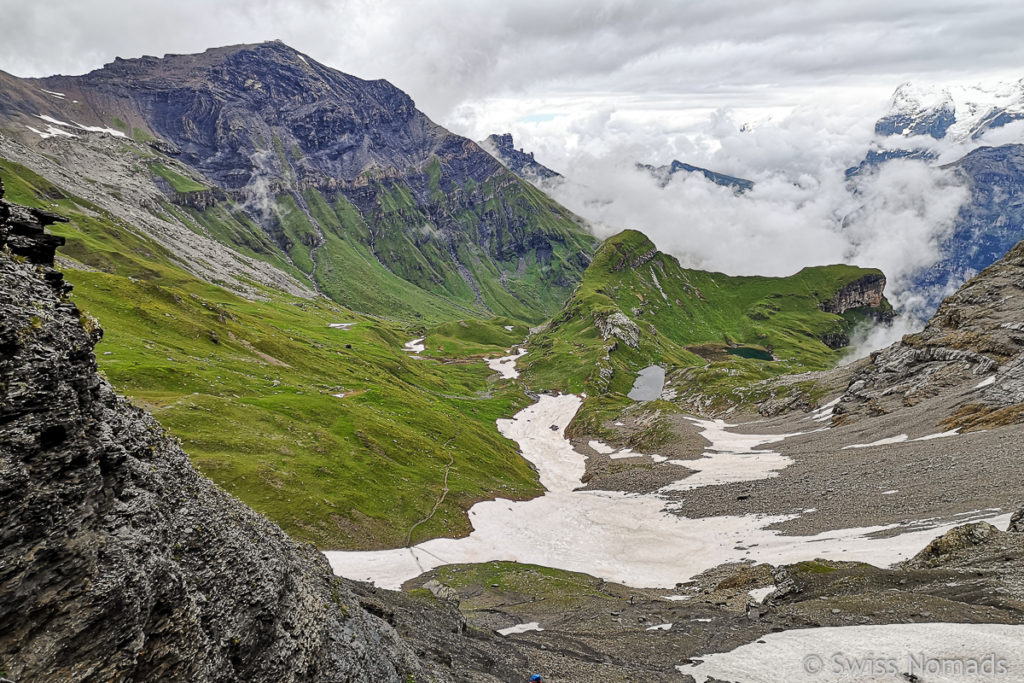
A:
[[660, 417, 803, 491], [402, 337, 425, 354], [682, 623, 1024, 682], [486, 347, 527, 379], [325, 393, 1009, 590], [496, 622, 544, 636]]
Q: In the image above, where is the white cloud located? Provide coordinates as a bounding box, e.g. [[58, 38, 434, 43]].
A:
[[530, 102, 970, 326]]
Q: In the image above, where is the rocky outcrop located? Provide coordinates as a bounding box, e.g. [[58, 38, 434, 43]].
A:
[[0, 184, 432, 681], [638, 160, 754, 193], [480, 133, 562, 182], [835, 238, 1024, 426], [820, 272, 893, 321], [594, 310, 640, 348], [1010, 508, 1024, 533]]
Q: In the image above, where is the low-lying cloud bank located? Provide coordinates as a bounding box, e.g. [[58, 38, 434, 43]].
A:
[[472, 100, 987, 351]]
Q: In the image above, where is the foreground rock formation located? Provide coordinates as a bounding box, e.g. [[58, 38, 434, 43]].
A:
[[836, 237, 1024, 428], [0, 180, 428, 681]]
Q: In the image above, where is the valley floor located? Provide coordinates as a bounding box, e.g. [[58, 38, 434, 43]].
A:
[[328, 352, 1024, 681]]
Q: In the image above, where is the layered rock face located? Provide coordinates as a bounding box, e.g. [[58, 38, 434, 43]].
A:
[[0, 181, 428, 681], [835, 238, 1024, 428], [820, 272, 889, 316]]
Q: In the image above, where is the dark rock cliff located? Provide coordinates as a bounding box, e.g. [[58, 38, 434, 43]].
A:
[[479, 133, 562, 182], [0, 180, 430, 681], [835, 237, 1024, 428]]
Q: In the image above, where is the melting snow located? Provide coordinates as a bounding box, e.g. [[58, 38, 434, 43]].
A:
[[34, 113, 127, 138], [974, 376, 996, 389], [646, 623, 672, 631], [325, 394, 1010, 591], [40, 89, 65, 99], [503, 325, 515, 331], [842, 434, 909, 450], [748, 586, 775, 603], [914, 430, 959, 441], [71, 121, 127, 137], [810, 398, 840, 423], [403, 337, 425, 354], [497, 621, 543, 636], [681, 623, 1024, 682], [487, 347, 526, 379], [660, 418, 800, 491], [588, 440, 616, 455], [27, 125, 77, 139], [328, 322, 354, 330]]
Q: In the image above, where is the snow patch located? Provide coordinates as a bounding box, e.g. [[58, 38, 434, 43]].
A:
[[497, 622, 543, 636], [403, 337, 425, 354], [35, 113, 127, 139], [748, 586, 775, 603], [914, 430, 959, 441], [974, 376, 996, 389], [71, 121, 127, 138], [660, 418, 800, 491], [646, 623, 672, 631], [588, 440, 616, 455], [810, 398, 840, 423], [328, 322, 354, 330], [325, 394, 1010, 591], [27, 125, 77, 139], [487, 347, 526, 379], [842, 434, 909, 450], [40, 89, 65, 99], [682, 623, 1024, 682]]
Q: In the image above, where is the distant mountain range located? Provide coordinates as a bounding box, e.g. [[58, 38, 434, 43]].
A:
[[852, 79, 1024, 312], [638, 159, 754, 193]]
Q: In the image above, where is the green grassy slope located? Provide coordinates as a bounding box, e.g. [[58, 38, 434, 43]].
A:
[[1, 162, 543, 550], [524, 229, 892, 410]]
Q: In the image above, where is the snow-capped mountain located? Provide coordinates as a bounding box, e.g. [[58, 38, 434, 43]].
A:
[[850, 79, 1024, 316], [876, 79, 1024, 142]]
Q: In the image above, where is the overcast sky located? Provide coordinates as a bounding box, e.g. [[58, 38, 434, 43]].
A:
[[4, 0, 1023, 336], [4, 0, 1024, 139]]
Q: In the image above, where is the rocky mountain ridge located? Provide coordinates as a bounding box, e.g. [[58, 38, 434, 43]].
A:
[[638, 159, 754, 193], [0, 41, 596, 322], [848, 79, 1024, 315], [479, 132, 562, 183]]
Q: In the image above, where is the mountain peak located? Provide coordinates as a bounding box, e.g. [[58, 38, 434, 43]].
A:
[[479, 132, 562, 182]]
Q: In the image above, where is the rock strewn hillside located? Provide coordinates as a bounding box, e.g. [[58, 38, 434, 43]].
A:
[[0, 179, 428, 681], [836, 237, 1024, 429]]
